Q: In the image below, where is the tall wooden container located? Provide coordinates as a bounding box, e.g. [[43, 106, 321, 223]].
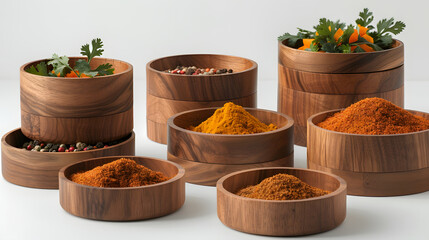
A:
[[20, 57, 133, 144], [147, 54, 257, 144], [278, 40, 404, 146]]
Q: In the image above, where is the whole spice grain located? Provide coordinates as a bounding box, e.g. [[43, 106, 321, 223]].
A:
[[190, 102, 277, 134], [236, 173, 330, 200], [317, 98, 429, 134], [71, 158, 170, 187], [165, 66, 233, 75]]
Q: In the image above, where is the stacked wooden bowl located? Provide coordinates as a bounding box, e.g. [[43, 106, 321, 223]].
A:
[[1, 58, 135, 189], [167, 107, 294, 186], [307, 109, 429, 196], [147, 54, 257, 144], [278, 40, 404, 146], [20, 57, 133, 143]]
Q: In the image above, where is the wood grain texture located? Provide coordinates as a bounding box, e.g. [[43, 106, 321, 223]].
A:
[[147, 93, 256, 123], [147, 119, 168, 144], [307, 110, 429, 173], [1, 128, 135, 189], [308, 161, 429, 196], [59, 156, 185, 221], [21, 108, 133, 144], [20, 57, 133, 117], [217, 167, 347, 236], [147, 93, 256, 144], [168, 107, 294, 164], [168, 153, 294, 186], [278, 86, 404, 146], [147, 54, 257, 101], [278, 39, 403, 73], [278, 64, 404, 94]]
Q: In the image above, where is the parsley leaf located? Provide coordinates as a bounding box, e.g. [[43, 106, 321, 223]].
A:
[[48, 54, 75, 77], [95, 63, 115, 76], [26, 61, 49, 76], [74, 59, 98, 77], [80, 38, 104, 63], [356, 8, 374, 28]]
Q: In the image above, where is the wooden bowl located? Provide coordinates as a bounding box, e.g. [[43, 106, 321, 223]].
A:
[[278, 40, 404, 146], [167, 107, 294, 186], [59, 156, 185, 221], [217, 167, 347, 236], [20, 57, 133, 144], [307, 109, 429, 196], [1, 128, 135, 189], [147, 54, 257, 144]]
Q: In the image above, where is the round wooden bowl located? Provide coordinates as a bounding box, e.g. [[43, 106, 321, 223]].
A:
[[147, 54, 257, 144], [307, 109, 429, 196], [278, 40, 404, 146], [217, 167, 347, 236], [20, 57, 133, 144], [1, 128, 135, 189], [59, 156, 185, 221], [167, 107, 294, 186]]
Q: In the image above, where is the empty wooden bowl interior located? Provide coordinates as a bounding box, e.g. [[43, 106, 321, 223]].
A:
[[168, 107, 294, 165], [217, 167, 347, 236], [59, 156, 185, 221], [1, 128, 135, 189]]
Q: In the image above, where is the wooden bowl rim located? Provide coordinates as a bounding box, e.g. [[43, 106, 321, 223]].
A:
[[20, 57, 133, 80], [59, 156, 185, 190], [308, 109, 429, 137], [217, 167, 347, 203], [146, 54, 257, 77], [168, 107, 294, 137], [279, 39, 404, 56], [1, 128, 135, 155]]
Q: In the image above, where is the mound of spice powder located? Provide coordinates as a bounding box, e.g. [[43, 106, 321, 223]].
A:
[[190, 102, 277, 134], [71, 158, 170, 187], [236, 173, 330, 200], [317, 98, 429, 135]]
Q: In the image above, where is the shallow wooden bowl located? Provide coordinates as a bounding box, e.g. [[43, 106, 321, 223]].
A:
[[59, 156, 185, 221], [146, 54, 257, 144], [278, 40, 404, 146], [167, 107, 294, 186], [1, 128, 135, 189], [20, 57, 133, 144], [307, 109, 429, 196], [217, 167, 347, 236]]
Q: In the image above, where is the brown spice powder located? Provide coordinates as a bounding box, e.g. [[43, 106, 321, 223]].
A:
[[236, 173, 330, 200], [71, 158, 170, 187], [317, 98, 429, 135]]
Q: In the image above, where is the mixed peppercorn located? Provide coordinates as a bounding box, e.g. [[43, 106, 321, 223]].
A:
[[22, 140, 120, 153], [164, 66, 233, 75]]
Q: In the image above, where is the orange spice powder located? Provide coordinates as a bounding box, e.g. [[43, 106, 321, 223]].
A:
[[71, 158, 170, 187], [317, 98, 429, 135], [236, 173, 330, 200]]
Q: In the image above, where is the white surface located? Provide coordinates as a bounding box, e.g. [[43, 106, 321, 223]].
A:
[[0, 0, 428, 82], [0, 79, 429, 240]]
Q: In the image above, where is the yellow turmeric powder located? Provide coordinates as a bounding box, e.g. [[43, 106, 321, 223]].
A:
[[190, 102, 277, 134]]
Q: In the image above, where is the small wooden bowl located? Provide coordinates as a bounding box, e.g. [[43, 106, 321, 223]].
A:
[[278, 40, 404, 146], [59, 156, 185, 221], [167, 107, 294, 186], [146, 54, 257, 144], [1, 128, 135, 189], [20, 57, 133, 144], [217, 167, 347, 236], [307, 109, 429, 196]]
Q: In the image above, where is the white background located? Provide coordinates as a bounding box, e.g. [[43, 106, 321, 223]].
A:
[[1, 0, 429, 240]]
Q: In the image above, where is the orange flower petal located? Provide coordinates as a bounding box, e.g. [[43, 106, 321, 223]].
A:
[[349, 29, 358, 43], [362, 34, 374, 43], [334, 28, 344, 42], [358, 24, 368, 36]]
